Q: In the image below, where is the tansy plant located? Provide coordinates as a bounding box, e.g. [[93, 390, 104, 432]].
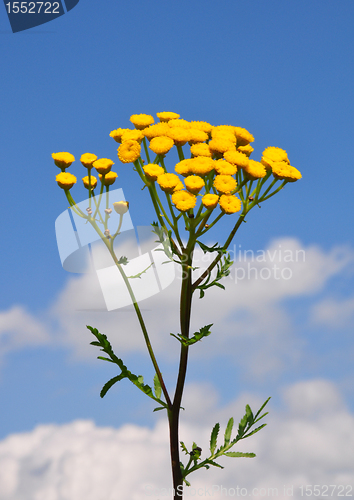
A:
[[53, 112, 301, 499]]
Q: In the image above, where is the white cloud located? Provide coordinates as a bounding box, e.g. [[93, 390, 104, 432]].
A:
[[0, 306, 50, 360], [0, 379, 353, 500], [0, 238, 352, 379], [311, 296, 354, 328]]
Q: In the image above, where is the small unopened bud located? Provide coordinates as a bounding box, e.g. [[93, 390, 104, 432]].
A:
[[248, 196, 254, 201], [205, 224, 209, 228], [188, 213, 194, 219], [190, 446, 202, 458], [105, 208, 112, 214], [104, 229, 111, 238], [86, 207, 93, 214], [113, 201, 129, 214]]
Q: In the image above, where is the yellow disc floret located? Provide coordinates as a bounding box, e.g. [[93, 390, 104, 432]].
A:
[[188, 128, 209, 144], [202, 193, 219, 210], [219, 194, 242, 214], [184, 175, 205, 194], [82, 175, 97, 189], [271, 162, 302, 182], [52, 152, 75, 169], [188, 157, 215, 176], [99, 171, 118, 186], [109, 128, 130, 143], [209, 137, 236, 156], [156, 111, 180, 122], [175, 159, 194, 177], [56, 172, 77, 190], [190, 143, 212, 158], [171, 190, 197, 212], [157, 173, 181, 193], [237, 144, 254, 156], [261, 147, 290, 170], [189, 121, 214, 135], [234, 127, 254, 146], [149, 136, 174, 155], [121, 129, 144, 143], [143, 164, 165, 182], [167, 127, 192, 146], [143, 123, 170, 141], [117, 140, 141, 163], [214, 159, 237, 176], [213, 175, 237, 194], [223, 150, 249, 169], [129, 114, 154, 130], [244, 160, 267, 180], [80, 153, 98, 169], [93, 158, 114, 174]]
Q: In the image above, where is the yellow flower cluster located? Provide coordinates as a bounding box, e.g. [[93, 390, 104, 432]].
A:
[[53, 112, 301, 220]]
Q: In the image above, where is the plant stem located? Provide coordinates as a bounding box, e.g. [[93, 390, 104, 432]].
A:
[[169, 231, 196, 499]]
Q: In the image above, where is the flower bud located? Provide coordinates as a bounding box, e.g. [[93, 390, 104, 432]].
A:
[[113, 201, 129, 214], [105, 208, 112, 214]]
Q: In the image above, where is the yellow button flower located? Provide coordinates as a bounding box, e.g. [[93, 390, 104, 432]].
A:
[[261, 147, 289, 170], [157, 173, 181, 193], [52, 152, 75, 169], [223, 150, 249, 169], [56, 172, 77, 190], [234, 127, 254, 146], [244, 160, 267, 180], [184, 175, 205, 194], [143, 164, 165, 181], [82, 175, 98, 189], [93, 158, 114, 174], [109, 128, 130, 143], [121, 129, 144, 143], [173, 179, 184, 192], [188, 157, 215, 176], [188, 128, 209, 144], [202, 193, 219, 210], [219, 194, 242, 214], [213, 175, 237, 194], [143, 123, 170, 141], [237, 144, 254, 157], [117, 140, 141, 163], [80, 153, 98, 169], [175, 159, 194, 177], [149, 136, 174, 155], [167, 127, 192, 146], [271, 162, 302, 182], [130, 114, 154, 130], [113, 201, 129, 214], [168, 118, 191, 129], [156, 111, 180, 122], [214, 159, 237, 176], [209, 137, 236, 156], [99, 171, 118, 186], [189, 121, 214, 135], [171, 190, 197, 212], [190, 143, 212, 158]]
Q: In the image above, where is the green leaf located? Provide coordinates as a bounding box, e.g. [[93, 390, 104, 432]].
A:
[[170, 324, 213, 347], [153, 373, 162, 399], [254, 397, 271, 420], [197, 241, 227, 255], [224, 417, 234, 446], [153, 406, 166, 412], [118, 256, 129, 265], [180, 441, 189, 455], [224, 452, 256, 458], [100, 375, 123, 398], [210, 423, 220, 455], [243, 423, 267, 438], [204, 459, 224, 469]]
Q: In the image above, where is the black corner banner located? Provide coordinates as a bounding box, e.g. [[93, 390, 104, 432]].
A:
[[3, 0, 80, 32]]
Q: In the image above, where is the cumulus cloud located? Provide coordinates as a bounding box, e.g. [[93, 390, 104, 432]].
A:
[[0, 306, 50, 361], [311, 296, 354, 328], [0, 238, 352, 381], [0, 379, 353, 500]]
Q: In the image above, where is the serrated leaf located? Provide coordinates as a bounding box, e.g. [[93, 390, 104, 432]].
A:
[[224, 452, 256, 458], [210, 423, 220, 455], [153, 373, 162, 399], [254, 397, 271, 420], [100, 375, 123, 398], [224, 417, 234, 446], [180, 441, 189, 455], [204, 459, 224, 469], [243, 423, 267, 438]]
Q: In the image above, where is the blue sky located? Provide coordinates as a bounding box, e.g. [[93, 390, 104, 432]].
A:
[[1, 1, 354, 498]]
